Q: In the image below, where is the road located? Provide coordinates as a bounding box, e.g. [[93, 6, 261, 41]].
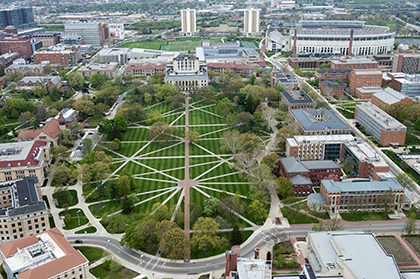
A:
[[69, 222, 414, 275]]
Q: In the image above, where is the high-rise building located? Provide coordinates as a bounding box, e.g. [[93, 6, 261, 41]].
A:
[[0, 7, 36, 30], [64, 21, 108, 47], [180, 9, 197, 36], [243, 9, 260, 36], [108, 23, 125, 40]]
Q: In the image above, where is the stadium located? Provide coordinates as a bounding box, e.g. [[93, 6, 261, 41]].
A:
[[266, 20, 395, 56]]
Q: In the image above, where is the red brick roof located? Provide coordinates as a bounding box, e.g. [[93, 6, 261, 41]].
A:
[[18, 118, 61, 140], [125, 63, 165, 71], [0, 228, 88, 279], [0, 140, 48, 169], [258, 61, 267, 67]]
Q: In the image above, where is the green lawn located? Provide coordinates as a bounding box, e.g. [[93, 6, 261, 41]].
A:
[[75, 246, 106, 262], [59, 208, 89, 230], [75, 226, 97, 234], [121, 83, 134, 93], [53, 190, 78, 208], [281, 207, 319, 224], [87, 116, 104, 123], [340, 211, 390, 221], [90, 260, 139, 279], [49, 216, 56, 228]]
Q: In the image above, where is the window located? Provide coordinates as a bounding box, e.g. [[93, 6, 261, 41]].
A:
[[28, 220, 31, 224], [29, 226, 32, 230]]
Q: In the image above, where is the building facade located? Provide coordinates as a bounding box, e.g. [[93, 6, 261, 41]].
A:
[[5, 59, 47, 77], [280, 90, 316, 110], [318, 80, 345, 96], [180, 9, 197, 36], [286, 134, 356, 161], [164, 54, 208, 91], [291, 109, 351, 135], [315, 69, 351, 83], [279, 157, 341, 196], [355, 102, 407, 146], [60, 33, 83, 45], [0, 7, 36, 30], [207, 62, 255, 77], [392, 48, 420, 74], [31, 32, 61, 48], [0, 177, 50, 243], [64, 21, 107, 47], [0, 228, 89, 279], [271, 70, 299, 90], [349, 69, 382, 93], [125, 63, 166, 77], [243, 9, 260, 36], [17, 76, 62, 91], [291, 20, 394, 56], [354, 86, 383, 100], [314, 179, 411, 214], [0, 141, 50, 185], [330, 58, 378, 70], [0, 35, 32, 59], [108, 23, 125, 40], [77, 62, 117, 78], [18, 119, 61, 147], [34, 44, 81, 66]]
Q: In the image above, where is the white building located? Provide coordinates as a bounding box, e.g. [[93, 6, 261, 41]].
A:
[[180, 9, 197, 36], [265, 25, 291, 52], [291, 20, 395, 56], [243, 9, 260, 37], [64, 20, 105, 47], [108, 23, 125, 40]]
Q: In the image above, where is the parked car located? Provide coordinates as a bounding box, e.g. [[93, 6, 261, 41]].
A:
[[75, 239, 83, 244]]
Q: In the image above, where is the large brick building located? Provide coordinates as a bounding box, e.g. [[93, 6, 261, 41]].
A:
[[125, 63, 166, 77], [318, 80, 345, 96], [371, 87, 412, 107], [17, 76, 62, 91], [349, 69, 382, 94], [392, 48, 420, 74], [290, 109, 351, 135], [330, 58, 378, 70], [18, 119, 61, 147], [207, 62, 255, 77], [0, 141, 50, 185], [355, 102, 406, 146], [279, 157, 341, 196], [279, 90, 316, 110], [314, 69, 351, 84], [308, 179, 411, 214], [354, 86, 383, 100], [286, 134, 355, 161], [0, 35, 32, 59], [31, 32, 61, 48], [34, 44, 81, 66]]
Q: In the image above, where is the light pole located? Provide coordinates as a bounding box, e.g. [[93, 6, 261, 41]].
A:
[[77, 210, 81, 226]]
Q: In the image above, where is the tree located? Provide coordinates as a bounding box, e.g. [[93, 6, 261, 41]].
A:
[[404, 213, 417, 236], [111, 125, 122, 140], [111, 138, 122, 151], [81, 138, 93, 156], [342, 156, 355, 175], [276, 127, 300, 151], [74, 100, 95, 116], [149, 121, 179, 144], [122, 194, 134, 215], [67, 72, 84, 90], [44, 64, 52, 74], [396, 173, 416, 191], [327, 215, 344, 231], [312, 221, 327, 232], [231, 224, 242, 245], [151, 202, 170, 221], [160, 227, 185, 260], [208, 70, 216, 83], [248, 200, 268, 221], [121, 219, 158, 251], [184, 130, 200, 143], [220, 130, 245, 155], [33, 86, 48, 98], [204, 197, 220, 216], [261, 153, 280, 175], [276, 177, 295, 199], [234, 149, 260, 178], [145, 110, 163, 125], [249, 164, 274, 186], [347, 195, 367, 220], [144, 93, 152, 105], [90, 73, 106, 89], [19, 112, 33, 128], [55, 145, 69, 161], [191, 217, 224, 252]]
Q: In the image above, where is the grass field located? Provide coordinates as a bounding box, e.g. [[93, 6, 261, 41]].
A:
[[75, 246, 106, 262], [119, 38, 221, 52], [90, 260, 139, 279], [377, 236, 416, 265], [53, 190, 78, 208], [89, 99, 263, 232], [59, 208, 89, 230]]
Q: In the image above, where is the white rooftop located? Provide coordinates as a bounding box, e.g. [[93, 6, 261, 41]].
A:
[[345, 142, 388, 167], [357, 102, 406, 129], [309, 231, 401, 279], [236, 258, 267, 279], [0, 141, 35, 162], [294, 134, 356, 144]]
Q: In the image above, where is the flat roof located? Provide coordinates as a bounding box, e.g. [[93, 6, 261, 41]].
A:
[[322, 178, 403, 193], [291, 109, 350, 131], [352, 70, 382, 75], [294, 134, 356, 144], [373, 88, 411, 105], [281, 90, 315, 105], [345, 142, 388, 167], [356, 102, 406, 129], [309, 231, 401, 279]]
